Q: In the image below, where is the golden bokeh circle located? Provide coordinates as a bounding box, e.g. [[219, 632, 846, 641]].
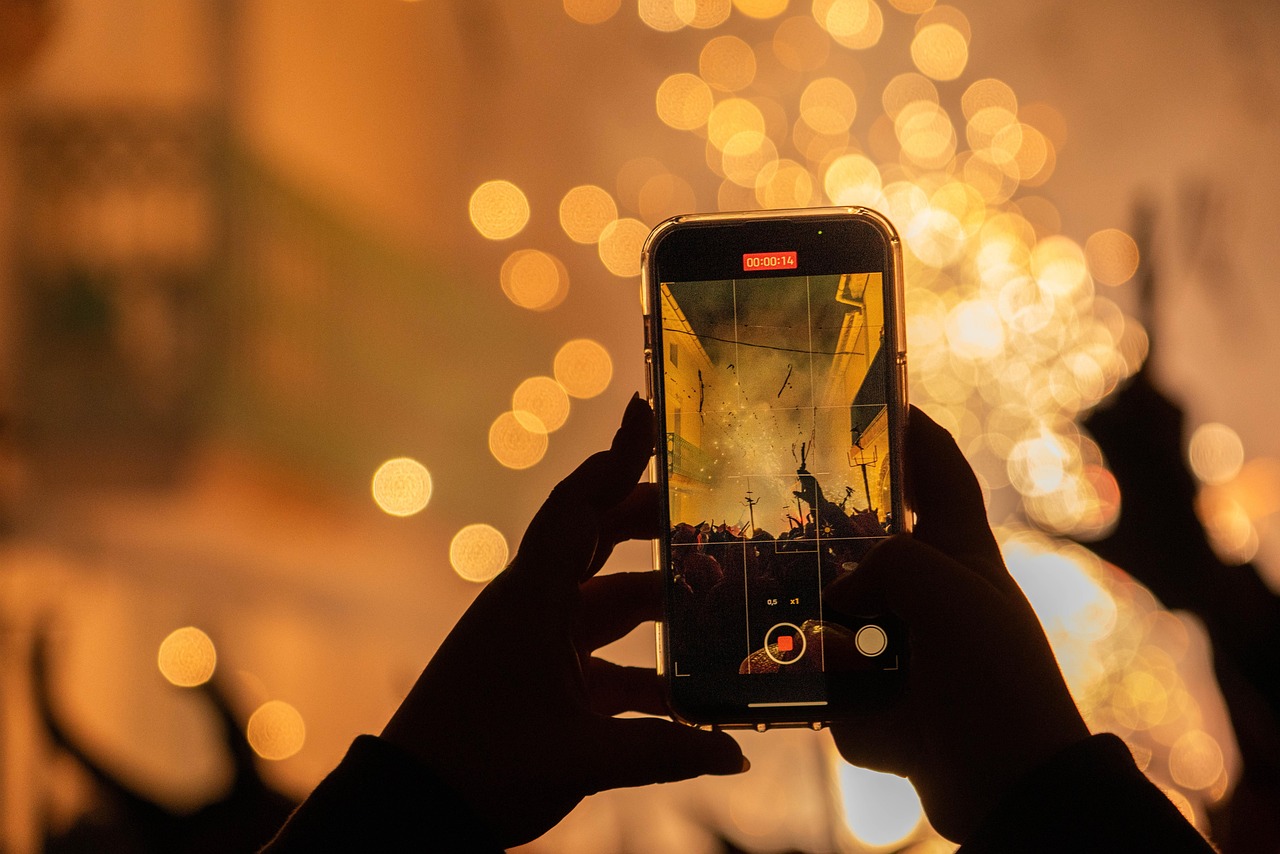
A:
[[800, 77, 858, 135], [157, 626, 217, 687], [882, 72, 938, 120], [597, 217, 649, 277], [656, 73, 715, 131], [707, 98, 767, 150], [700, 35, 756, 92], [553, 338, 614, 399], [500, 249, 568, 311], [962, 78, 1018, 121], [1188, 423, 1244, 485], [773, 15, 829, 72], [910, 23, 968, 81], [559, 184, 618, 244], [1169, 730, 1225, 791], [676, 0, 733, 27], [563, 0, 621, 23], [640, 0, 687, 32], [371, 457, 433, 517], [1085, 228, 1140, 286], [247, 700, 306, 761], [733, 0, 789, 18], [513, 375, 571, 433], [468, 180, 530, 240], [488, 411, 550, 469], [818, 0, 884, 49], [449, 523, 510, 583]]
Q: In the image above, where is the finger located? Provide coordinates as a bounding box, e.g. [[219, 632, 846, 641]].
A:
[[584, 659, 667, 717], [586, 717, 746, 793], [905, 406, 1008, 587], [586, 483, 660, 576], [576, 571, 660, 652], [823, 535, 1001, 632], [829, 714, 912, 778], [516, 394, 654, 584]]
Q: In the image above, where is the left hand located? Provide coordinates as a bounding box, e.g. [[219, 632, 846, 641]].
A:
[[381, 394, 747, 847]]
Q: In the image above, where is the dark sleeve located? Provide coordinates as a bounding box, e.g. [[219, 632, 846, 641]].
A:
[[261, 735, 505, 853], [960, 733, 1215, 854]]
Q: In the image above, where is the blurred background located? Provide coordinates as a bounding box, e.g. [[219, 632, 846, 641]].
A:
[[1, 0, 1279, 851]]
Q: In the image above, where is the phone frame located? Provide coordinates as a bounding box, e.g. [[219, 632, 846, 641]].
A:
[[641, 207, 909, 729]]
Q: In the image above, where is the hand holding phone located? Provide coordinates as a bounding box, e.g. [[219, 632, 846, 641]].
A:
[[642, 208, 909, 728]]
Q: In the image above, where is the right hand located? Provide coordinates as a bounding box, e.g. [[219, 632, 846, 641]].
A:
[[825, 407, 1091, 843]]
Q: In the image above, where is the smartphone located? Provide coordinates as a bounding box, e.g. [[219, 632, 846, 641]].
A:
[[641, 208, 909, 729]]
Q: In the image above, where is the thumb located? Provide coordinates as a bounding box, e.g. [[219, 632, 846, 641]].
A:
[[587, 717, 747, 791]]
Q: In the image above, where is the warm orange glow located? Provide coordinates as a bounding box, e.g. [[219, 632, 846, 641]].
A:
[[639, 0, 687, 32], [799, 77, 857, 134], [247, 701, 306, 760], [559, 185, 619, 244], [638, 171, 697, 223], [500, 249, 569, 311], [911, 23, 969, 81], [449, 524, 510, 583], [699, 35, 756, 92], [707, 97, 767, 150], [887, 0, 933, 12], [563, 0, 621, 24], [733, 0, 789, 19], [882, 72, 939, 120], [512, 375, 571, 433], [371, 457, 432, 516], [157, 627, 217, 687], [962, 78, 1018, 121], [722, 132, 779, 189], [488, 411, 550, 469], [553, 338, 614, 399], [597, 217, 649, 277], [468, 180, 530, 240], [813, 0, 882, 49], [1085, 228, 1140, 286], [1170, 730, 1225, 791], [676, 0, 732, 28], [772, 15, 830, 72], [656, 73, 715, 131], [755, 158, 815, 208]]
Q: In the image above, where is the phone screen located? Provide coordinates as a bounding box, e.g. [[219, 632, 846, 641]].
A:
[[645, 211, 906, 724]]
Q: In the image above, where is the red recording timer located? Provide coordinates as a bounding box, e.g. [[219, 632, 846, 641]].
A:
[[742, 251, 797, 271]]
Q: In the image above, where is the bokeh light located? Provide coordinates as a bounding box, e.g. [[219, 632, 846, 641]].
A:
[[773, 15, 829, 72], [656, 73, 715, 131], [371, 457, 432, 517], [246, 700, 306, 761], [676, 0, 733, 28], [563, 0, 621, 24], [488, 411, 550, 469], [1085, 228, 1140, 286], [910, 23, 968, 81], [157, 627, 217, 687], [1170, 730, 1226, 791], [512, 375, 571, 433], [639, 0, 687, 32], [1189, 423, 1245, 485], [815, 0, 885, 50], [700, 35, 756, 91], [597, 217, 650, 276], [799, 77, 858, 134], [733, 0, 789, 19], [468, 180, 530, 240], [559, 184, 619, 244], [553, 338, 614, 399], [449, 524, 510, 583], [500, 249, 569, 311], [837, 762, 923, 848]]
